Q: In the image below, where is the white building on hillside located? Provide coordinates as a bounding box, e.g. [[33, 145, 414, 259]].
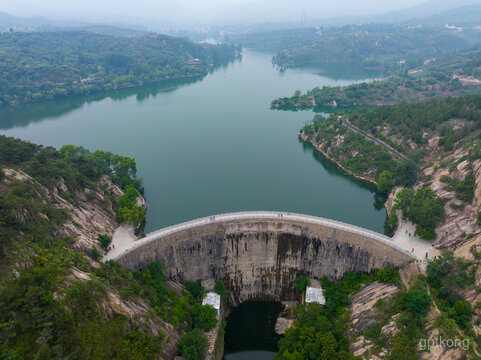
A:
[[305, 286, 326, 305], [202, 292, 221, 315]]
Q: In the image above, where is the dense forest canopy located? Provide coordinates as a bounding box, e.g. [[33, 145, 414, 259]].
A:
[[0, 31, 237, 106]]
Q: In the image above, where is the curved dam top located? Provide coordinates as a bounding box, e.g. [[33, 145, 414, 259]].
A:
[[108, 212, 416, 302]]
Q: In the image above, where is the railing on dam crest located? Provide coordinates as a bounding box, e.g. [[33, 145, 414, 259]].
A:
[[106, 211, 416, 261]]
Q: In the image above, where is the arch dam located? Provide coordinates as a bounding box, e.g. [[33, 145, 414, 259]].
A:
[[107, 212, 415, 303]]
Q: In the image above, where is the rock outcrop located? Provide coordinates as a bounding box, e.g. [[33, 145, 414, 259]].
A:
[[275, 317, 294, 335], [3, 169, 123, 252], [347, 282, 400, 337]]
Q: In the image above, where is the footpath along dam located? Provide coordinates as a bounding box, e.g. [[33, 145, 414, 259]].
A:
[[107, 212, 415, 302]]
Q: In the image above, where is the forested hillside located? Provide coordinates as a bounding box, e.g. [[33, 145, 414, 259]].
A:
[[300, 94, 481, 243], [0, 136, 219, 359], [272, 46, 481, 109], [272, 25, 471, 68], [0, 31, 237, 106]]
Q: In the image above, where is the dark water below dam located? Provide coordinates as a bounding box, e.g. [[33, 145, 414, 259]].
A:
[[223, 301, 283, 360]]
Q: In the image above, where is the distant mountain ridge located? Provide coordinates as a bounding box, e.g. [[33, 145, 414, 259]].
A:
[[417, 4, 481, 26], [312, 0, 481, 26]]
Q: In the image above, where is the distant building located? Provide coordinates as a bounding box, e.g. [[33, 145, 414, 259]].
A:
[[305, 286, 325, 305], [187, 58, 202, 68], [202, 292, 221, 314]]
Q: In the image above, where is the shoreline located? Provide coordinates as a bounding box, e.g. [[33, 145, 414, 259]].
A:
[[2, 72, 206, 108], [299, 132, 377, 186]]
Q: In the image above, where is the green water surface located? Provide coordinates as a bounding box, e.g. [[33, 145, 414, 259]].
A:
[[0, 50, 385, 233]]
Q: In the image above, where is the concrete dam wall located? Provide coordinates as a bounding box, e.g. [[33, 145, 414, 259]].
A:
[[113, 212, 414, 303]]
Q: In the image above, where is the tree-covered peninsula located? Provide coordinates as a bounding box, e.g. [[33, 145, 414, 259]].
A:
[[272, 46, 481, 109], [0, 31, 237, 106]]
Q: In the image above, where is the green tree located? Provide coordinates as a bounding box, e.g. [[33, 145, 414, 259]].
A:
[[408, 188, 445, 240], [191, 302, 217, 330], [185, 281, 206, 301], [97, 234, 112, 250], [377, 170, 394, 194], [453, 300, 472, 328], [393, 188, 414, 217], [178, 329, 209, 360], [295, 276, 311, 293], [214, 280, 229, 299], [393, 160, 417, 185], [404, 287, 432, 317], [116, 185, 146, 230]]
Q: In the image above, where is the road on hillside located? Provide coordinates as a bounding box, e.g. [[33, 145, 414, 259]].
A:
[[339, 115, 417, 187], [340, 115, 407, 161]]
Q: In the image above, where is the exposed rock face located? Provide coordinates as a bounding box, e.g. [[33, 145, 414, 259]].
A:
[[106, 291, 180, 359], [275, 317, 293, 335], [420, 328, 467, 360], [54, 176, 123, 251], [2, 169, 181, 360], [2, 169, 123, 251], [385, 187, 403, 215], [116, 220, 412, 304], [347, 282, 400, 337], [347, 282, 401, 359], [421, 155, 481, 249]]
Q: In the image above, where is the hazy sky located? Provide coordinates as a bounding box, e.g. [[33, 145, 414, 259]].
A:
[[0, 0, 429, 26]]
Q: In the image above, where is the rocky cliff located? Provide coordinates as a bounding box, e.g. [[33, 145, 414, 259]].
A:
[[1, 166, 181, 360]]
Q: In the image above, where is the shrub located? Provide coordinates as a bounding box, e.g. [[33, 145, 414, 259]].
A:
[[404, 287, 432, 317], [375, 266, 401, 285], [433, 313, 458, 338], [295, 276, 311, 292], [97, 234, 112, 250], [386, 212, 398, 233], [455, 172, 475, 203], [453, 300, 472, 328], [90, 248, 100, 261], [214, 280, 229, 299], [191, 302, 217, 330], [178, 329, 209, 360], [185, 281, 206, 301]]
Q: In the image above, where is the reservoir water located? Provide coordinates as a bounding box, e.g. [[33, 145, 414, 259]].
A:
[[0, 49, 386, 233], [1, 49, 386, 357]]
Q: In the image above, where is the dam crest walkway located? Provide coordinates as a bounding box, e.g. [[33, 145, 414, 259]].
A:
[[105, 211, 433, 261]]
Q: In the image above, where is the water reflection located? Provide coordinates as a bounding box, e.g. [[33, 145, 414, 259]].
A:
[[0, 57, 241, 131], [277, 61, 386, 81]]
